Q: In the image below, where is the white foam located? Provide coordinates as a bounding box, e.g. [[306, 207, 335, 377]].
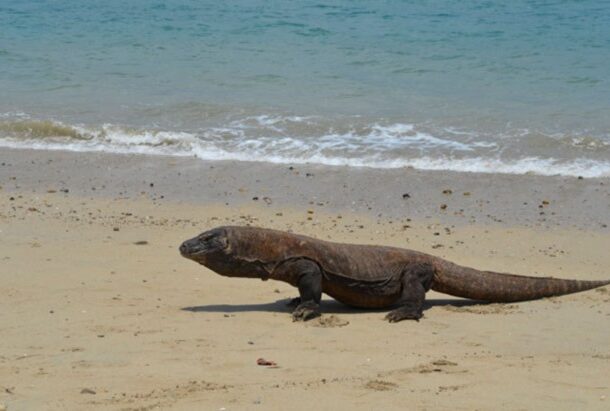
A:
[[0, 112, 29, 119], [1, 118, 608, 178], [245, 115, 316, 126], [188, 145, 610, 177]]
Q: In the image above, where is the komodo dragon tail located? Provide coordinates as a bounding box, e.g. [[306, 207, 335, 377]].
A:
[[431, 261, 610, 302]]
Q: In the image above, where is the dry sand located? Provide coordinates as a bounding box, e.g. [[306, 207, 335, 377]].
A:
[[1, 148, 609, 410]]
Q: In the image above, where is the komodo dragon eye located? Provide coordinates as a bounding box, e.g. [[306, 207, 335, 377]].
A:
[[199, 229, 228, 249], [198, 233, 214, 242], [199, 230, 222, 243]]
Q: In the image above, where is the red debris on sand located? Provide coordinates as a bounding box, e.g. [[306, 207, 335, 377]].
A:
[[257, 358, 277, 366]]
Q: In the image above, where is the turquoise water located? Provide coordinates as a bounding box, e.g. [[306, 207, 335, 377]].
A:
[[1, 0, 610, 176]]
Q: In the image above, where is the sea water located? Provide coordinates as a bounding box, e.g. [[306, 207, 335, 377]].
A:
[[1, 0, 609, 176]]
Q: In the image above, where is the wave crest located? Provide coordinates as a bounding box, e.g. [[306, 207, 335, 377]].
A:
[[0, 116, 608, 177]]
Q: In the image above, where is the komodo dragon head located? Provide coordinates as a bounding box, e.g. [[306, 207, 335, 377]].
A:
[[179, 226, 272, 279], [180, 227, 228, 259]]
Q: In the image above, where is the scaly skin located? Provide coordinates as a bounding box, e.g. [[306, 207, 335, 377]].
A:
[[179, 226, 610, 322]]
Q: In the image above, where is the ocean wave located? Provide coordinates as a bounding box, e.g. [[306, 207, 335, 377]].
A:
[[0, 119, 93, 140], [0, 117, 608, 178]]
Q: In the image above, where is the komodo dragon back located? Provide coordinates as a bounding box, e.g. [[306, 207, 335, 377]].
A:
[[225, 225, 428, 281]]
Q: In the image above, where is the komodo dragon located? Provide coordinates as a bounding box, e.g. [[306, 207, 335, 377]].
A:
[[179, 226, 609, 322]]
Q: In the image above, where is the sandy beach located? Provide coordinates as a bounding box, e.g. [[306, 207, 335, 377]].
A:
[[1, 148, 609, 410]]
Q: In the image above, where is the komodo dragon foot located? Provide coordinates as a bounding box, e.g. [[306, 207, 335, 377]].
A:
[[385, 304, 423, 322], [291, 300, 321, 321]]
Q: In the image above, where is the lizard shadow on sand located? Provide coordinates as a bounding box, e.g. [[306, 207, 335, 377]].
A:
[[182, 298, 488, 315]]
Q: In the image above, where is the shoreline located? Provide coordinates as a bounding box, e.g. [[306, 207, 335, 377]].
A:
[[1, 146, 609, 410], [1, 147, 608, 232]]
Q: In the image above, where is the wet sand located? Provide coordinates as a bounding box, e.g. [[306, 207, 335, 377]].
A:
[[0, 148, 609, 410]]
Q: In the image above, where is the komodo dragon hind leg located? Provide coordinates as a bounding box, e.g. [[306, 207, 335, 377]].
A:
[[286, 259, 322, 321], [385, 262, 434, 323]]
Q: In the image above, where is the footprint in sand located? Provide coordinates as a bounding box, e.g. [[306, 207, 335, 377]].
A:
[[364, 380, 398, 391], [442, 303, 520, 315], [308, 315, 349, 328]]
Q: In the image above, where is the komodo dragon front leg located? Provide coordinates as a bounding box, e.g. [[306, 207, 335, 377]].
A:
[[385, 262, 435, 322], [276, 259, 322, 321]]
